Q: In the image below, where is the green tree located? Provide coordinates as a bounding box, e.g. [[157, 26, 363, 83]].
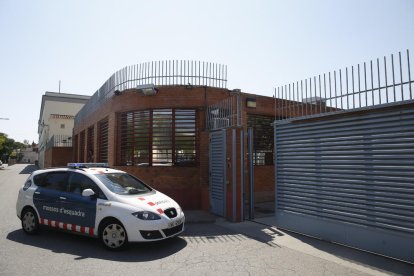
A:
[[0, 133, 30, 162]]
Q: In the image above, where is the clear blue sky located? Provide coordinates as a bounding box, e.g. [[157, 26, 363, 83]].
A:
[[0, 0, 413, 143]]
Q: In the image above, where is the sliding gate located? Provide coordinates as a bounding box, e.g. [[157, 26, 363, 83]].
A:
[[274, 102, 414, 263]]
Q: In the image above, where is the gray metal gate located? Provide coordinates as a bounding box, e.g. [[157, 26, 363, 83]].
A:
[[274, 103, 414, 263], [209, 130, 226, 216]]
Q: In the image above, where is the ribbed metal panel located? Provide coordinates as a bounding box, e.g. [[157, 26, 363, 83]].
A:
[[209, 130, 226, 216], [275, 104, 414, 263]]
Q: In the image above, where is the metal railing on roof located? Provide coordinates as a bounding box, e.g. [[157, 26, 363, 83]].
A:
[[75, 60, 228, 125], [275, 49, 413, 120], [45, 135, 72, 150], [206, 93, 241, 131]]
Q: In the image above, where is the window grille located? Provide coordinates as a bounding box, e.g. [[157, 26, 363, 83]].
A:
[[98, 119, 109, 162], [73, 134, 78, 161], [247, 114, 274, 165], [118, 109, 197, 166], [79, 130, 85, 162], [175, 109, 197, 166], [87, 125, 94, 162]]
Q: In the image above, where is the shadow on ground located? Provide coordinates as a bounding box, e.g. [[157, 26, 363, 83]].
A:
[[249, 217, 414, 275], [7, 227, 187, 262], [6, 223, 252, 262], [19, 165, 39, 174], [283, 229, 414, 275]]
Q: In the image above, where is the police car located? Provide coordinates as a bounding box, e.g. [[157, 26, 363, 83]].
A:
[[16, 163, 185, 250]]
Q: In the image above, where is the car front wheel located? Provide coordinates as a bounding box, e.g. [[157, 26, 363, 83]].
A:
[[21, 208, 39, 234], [100, 219, 128, 250]]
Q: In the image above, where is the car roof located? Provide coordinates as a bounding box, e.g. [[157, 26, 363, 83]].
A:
[[33, 166, 125, 175]]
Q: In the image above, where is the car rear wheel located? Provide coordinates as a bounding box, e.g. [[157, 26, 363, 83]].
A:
[[100, 219, 128, 250], [21, 208, 39, 234]]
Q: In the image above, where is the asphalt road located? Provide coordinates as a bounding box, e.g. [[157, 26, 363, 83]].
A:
[[0, 164, 406, 275]]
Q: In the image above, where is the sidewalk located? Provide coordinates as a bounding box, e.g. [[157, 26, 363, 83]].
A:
[[184, 210, 414, 276]]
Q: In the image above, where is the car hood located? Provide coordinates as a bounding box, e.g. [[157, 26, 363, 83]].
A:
[[114, 190, 180, 214]]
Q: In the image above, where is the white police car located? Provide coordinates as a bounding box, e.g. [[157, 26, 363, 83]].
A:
[[16, 163, 185, 250]]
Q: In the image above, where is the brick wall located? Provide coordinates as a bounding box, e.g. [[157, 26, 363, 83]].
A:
[[73, 86, 281, 214], [45, 147, 73, 168]]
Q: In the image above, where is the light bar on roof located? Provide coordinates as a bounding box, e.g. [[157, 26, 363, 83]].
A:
[[67, 163, 109, 169]]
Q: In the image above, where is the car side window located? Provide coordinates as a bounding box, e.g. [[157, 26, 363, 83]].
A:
[[68, 172, 107, 199], [40, 172, 68, 191], [33, 173, 47, 187]]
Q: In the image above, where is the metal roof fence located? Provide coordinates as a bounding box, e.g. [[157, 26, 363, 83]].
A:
[[75, 60, 228, 125], [275, 50, 413, 120]]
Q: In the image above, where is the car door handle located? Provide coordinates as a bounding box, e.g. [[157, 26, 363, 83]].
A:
[[59, 196, 67, 200], [34, 191, 40, 195]]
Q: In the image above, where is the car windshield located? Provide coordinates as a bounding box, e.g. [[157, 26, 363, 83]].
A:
[[95, 173, 152, 195]]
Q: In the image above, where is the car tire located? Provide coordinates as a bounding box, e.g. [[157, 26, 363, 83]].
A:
[[21, 207, 39, 234], [99, 219, 128, 250]]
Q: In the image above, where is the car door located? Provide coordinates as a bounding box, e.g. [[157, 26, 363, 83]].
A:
[[61, 172, 105, 231], [32, 171, 69, 224]]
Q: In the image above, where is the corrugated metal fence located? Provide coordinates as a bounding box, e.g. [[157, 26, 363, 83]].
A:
[[274, 103, 414, 263], [273, 50, 414, 263]]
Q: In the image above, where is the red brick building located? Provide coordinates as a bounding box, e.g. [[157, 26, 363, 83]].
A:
[[72, 61, 299, 221]]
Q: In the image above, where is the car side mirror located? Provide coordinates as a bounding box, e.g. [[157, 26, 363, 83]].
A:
[[82, 188, 95, 197]]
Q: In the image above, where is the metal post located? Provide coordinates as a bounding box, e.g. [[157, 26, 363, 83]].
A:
[[248, 127, 254, 220], [232, 129, 237, 222], [273, 121, 277, 218], [408, 49, 412, 99], [240, 129, 244, 221], [399, 51, 404, 101]]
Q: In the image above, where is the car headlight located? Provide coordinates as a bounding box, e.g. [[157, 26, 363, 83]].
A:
[[132, 211, 161, 220]]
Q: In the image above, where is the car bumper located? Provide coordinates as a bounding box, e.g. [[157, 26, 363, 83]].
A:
[[123, 213, 185, 242]]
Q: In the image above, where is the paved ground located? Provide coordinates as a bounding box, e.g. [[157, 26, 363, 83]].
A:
[[1, 164, 413, 275]]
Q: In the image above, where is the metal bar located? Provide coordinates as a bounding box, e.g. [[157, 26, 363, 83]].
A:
[[283, 85, 286, 119], [371, 60, 374, 106], [364, 63, 367, 108], [297, 81, 300, 116], [384, 57, 388, 103], [309, 78, 313, 115], [346, 67, 349, 109], [277, 86, 283, 120], [305, 79, 308, 116], [377, 58, 381, 104], [352, 66, 355, 109], [328, 72, 332, 111], [314, 76, 317, 114], [324, 74, 327, 112], [334, 71, 337, 110], [287, 83, 292, 117], [392, 54, 396, 102], [274, 122, 277, 216], [240, 129, 244, 220], [248, 127, 254, 220], [301, 80, 304, 117], [408, 49, 412, 99], [232, 129, 237, 222], [340, 69, 343, 110], [318, 75, 322, 114], [358, 64, 361, 108], [399, 51, 404, 101]]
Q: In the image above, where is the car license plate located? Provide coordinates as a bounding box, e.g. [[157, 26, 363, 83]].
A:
[[168, 218, 183, 228]]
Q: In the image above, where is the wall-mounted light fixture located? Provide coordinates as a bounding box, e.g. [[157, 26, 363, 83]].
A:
[[137, 84, 158, 96], [246, 98, 256, 108]]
